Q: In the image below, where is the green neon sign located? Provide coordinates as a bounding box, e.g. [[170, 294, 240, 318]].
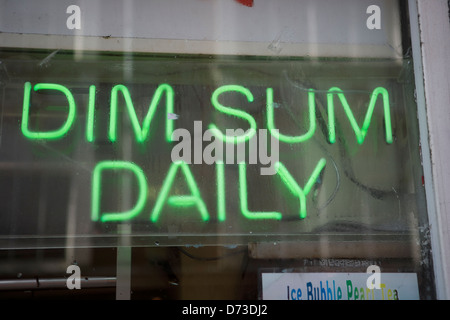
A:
[[20, 82, 394, 225], [90, 158, 327, 223], [21, 82, 392, 146]]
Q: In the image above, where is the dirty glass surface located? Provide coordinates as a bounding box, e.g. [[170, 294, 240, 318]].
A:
[[0, 52, 427, 251]]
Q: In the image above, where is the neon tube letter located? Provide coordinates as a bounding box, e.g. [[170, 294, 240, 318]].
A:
[[109, 84, 175, 143], [150, 161, 209, 223], [266, 87, 316, 144], [327, 87, 393, 144], [238, 162, 282, 220], [91, 161, 148, 222], [216, 161, 226, 222], [209, 85, 257, 144], [21, 82, 76, 140], [275, 158, 327, 219]]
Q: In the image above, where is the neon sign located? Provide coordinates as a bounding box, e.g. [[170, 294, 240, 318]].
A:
[[22, 82, 393, 146], [20, 82, 393, 224]]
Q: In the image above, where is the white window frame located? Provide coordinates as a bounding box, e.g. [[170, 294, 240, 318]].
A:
[[410, 0, 450, 300]]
